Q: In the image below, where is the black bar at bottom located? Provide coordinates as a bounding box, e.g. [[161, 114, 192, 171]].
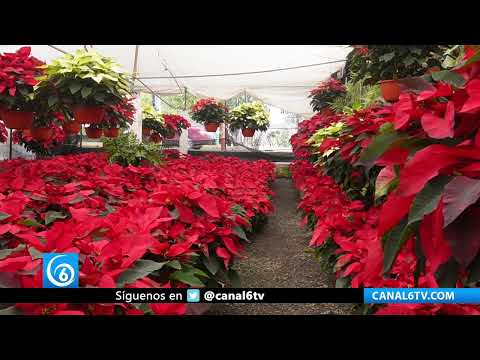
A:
[[0, 288, 363, 304]]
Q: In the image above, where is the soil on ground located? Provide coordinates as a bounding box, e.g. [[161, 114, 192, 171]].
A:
[[209, 178, 353, 315]]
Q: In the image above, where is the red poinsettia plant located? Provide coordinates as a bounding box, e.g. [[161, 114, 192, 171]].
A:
[[162, 114, 191, 136], [102, 98, 135, 129], [191, 98, 228, 125], [0, 47, 44, 111], [309, 78, 346, 113]]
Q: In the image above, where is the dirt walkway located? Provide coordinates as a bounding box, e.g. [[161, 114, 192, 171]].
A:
[[209, 178, 352, 315]]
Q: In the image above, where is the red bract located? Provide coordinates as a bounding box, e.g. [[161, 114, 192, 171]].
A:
[[163, 114, 191, 132], [0, 152, 274, 315], [191, 98, 227, 113], [0, 47, 44, 107], [309, 78, 346, 96]]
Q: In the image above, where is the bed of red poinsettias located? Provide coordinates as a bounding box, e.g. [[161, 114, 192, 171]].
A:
[[0, 152, 275, 315], [290, 47, 480, 315], [290, 160, 480, 315]]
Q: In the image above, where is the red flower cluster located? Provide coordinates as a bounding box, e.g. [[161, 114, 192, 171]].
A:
[[0, 47, 44, 98], [356, 47, 369, 56], [290, 113, 339, 159], [309, 78, 346, 97], [0, 153, 275, 315], [103, 98, 136, 128], [163, 114, 191, 132], [191, 98, 228, 114]]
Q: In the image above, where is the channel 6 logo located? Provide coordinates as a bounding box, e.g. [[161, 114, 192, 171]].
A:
[[42, 253, 79, 288]]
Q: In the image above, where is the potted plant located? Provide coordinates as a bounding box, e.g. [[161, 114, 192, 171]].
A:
[[37, 49, 132, 124], [85, 124, 103, 139], [0, 47, 44, 129], [344, 45, 450, 102], [149, 132, 162, 143], [142, 105, 165, 141], [308, 78, 346, 113], [161, 114, 191, 138], [13, 123, 66, 157], [29, 111, 59, 142], [101, 98, 135, 138], [191, 98, 228, 132], [228, 101, 270, 137]]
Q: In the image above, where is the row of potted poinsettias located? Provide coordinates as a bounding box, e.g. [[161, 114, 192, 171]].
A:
[[190, 98, 270, 137], [141, 106, 191, 143], [0, 47, 133, 141]]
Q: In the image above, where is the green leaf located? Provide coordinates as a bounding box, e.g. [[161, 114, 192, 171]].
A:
[[227, 269, 241, 287], [410, 48, 422, 56], [81, 87, 92, 98], [379, 52, 395, 62], [356, 124, 405, 169], [45, 211, 67, 225], [116, 259, 168, 287], [202, 255, 221, 275], [467, 253, 480, 285], [68, 82, 82, 94], [28, 247, 43, 260], [408, 175, 451, 225], [232, 226, 249, 241], [99, 204, 116, 217], [169, 208, 179, 220], [170, 269, 206, 287], [383, 218, 411, 274], [166, 260, 182, 270], [0, 212, 11, 221], [431, 70, 466, 88], [403, 55, 416, 66], [19, 218, 43, 228], [69, 196, 85, 204], [435, 257, 459, 288], [0, 244, 26, 260], [48, 95, 59, 107]]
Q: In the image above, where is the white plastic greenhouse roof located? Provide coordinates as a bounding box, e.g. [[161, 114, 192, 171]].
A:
[[0, 45, 351, 115]]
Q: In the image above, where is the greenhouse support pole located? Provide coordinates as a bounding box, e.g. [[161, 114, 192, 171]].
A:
[[8, 129, 12, 160], [184, 87, 187, 111], [220, 100, 227, 151], [131, 45, 143, 142]]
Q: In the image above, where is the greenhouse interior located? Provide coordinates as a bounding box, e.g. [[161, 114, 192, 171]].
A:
[[1, 44, 480, 316]]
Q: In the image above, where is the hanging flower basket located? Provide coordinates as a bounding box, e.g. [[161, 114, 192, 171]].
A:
[[242, 128, 255, 137], [103, 127, 120, 138], [30, 127, 53, 142], [73, 106, 106, 124], [85, 126, 103, 139], [204, 123, 219, 132], [379, 80, 401, 102], [2, 110, 34, 130]]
